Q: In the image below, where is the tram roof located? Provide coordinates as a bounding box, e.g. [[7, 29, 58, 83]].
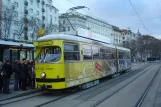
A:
[[116, 46, 130, 51], [37, 33, 130, 51], [0, 40, 34, 48], [37, 33, 112, 45]]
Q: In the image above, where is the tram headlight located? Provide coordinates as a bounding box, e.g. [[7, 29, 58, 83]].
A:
[[41, 72, 46, 78]]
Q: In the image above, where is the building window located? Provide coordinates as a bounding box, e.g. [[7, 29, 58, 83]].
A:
[[14, 11, 18, 19], [48, 0, 52, 4], [37, 3, 39, 7], [63, 20, 66, 24], [30, 8, 33, 13], [63, 27, 66, 31], [54, 10, 57, 14], [50, 15, 52, 23], [14, 2, 18, 8], [30, 0, 33, 5], [31, 16, 34, 20], [55, 17, 57, 21], [68, 27, 70, 31], [14, 21, 18, 26], [36, 11, 39, 15], [36, 18, 40, 23], [50, 7, 52, 12]]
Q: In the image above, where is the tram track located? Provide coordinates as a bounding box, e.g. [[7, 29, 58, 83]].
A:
[[135, 65, 161, 107], [0, 63, 150, 107], [74, 63, 149, 99], [33, 63, 151, 107], [90, 64, 155, 107]]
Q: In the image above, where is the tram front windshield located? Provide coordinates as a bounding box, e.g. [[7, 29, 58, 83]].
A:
[[36, 47, 61, 63]]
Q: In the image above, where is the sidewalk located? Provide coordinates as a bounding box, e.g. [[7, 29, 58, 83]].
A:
[[0, 80, 40, 101]]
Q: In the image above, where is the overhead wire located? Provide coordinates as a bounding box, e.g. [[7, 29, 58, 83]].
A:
[[65, 0, 109, 24], [128, 0, 151, 34], [65, 0, 152, 34]]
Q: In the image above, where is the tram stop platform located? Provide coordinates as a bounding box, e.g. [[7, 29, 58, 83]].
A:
[[0, 81, 40, 102]]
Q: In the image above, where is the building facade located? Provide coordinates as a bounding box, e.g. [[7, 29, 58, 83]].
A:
[[59, 12, 122, 45], [0, 0, 59, 63], [59, 12, 87, 32], [59, 12, 124, 46], [111, 26, 123, 46], [122, 29, 136, 42]]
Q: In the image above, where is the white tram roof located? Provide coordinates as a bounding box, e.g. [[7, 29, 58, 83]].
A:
[[37, 33, 130, 51], [116, 46, 130, 52], [37, 33, 112, 45]]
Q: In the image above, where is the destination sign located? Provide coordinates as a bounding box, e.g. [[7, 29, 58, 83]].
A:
[[38, 41, 53, 46]]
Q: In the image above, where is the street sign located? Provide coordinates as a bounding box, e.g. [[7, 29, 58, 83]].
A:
[[38, 28, 44, 36]]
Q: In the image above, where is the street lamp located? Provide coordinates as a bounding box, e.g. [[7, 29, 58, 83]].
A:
[[68, 6, 90, 13], [65, 6, 90, 31]]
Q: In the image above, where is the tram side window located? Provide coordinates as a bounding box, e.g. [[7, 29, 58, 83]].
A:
[[105, 49, 110, 60], [125, 52, 131, 59], [100, 48, 106, 59], [119, 51, 124, 59], [105, 49, 115, 60], [64, 43, 80, 61], [83, 44, 92, 60], [92, 46, 99, 60], [128, 52, 131, 59], [124, 52, 127, 59], [111, 51, 116, 59], [36, 47, 61, 63]]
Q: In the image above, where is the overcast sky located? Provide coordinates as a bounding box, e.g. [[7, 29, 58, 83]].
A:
[[53, 0, 161, 39]]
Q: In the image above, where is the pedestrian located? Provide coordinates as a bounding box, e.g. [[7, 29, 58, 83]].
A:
[[18, 61, 22, 90], [20, 60, 28, 91], [13, 60, 20, 91], [0, 61, 3, 92], [2, 60, 13, 94], [30, 61, 35, 89], [26, 61, 31, 87]]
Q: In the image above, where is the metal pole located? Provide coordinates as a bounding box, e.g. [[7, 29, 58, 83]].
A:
[[65, 6, 90, 31], [65, 13, 75, 31]]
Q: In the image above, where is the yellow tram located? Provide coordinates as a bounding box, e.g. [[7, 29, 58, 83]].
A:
[[34, 33, 131, 90]]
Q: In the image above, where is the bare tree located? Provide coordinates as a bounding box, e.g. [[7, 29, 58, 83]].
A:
[[1, 5, 16, 40], [28, 17, 41, 42], [13, 18, 24, 40], [45, 22, 58, 35], [124, 35, 161, 61], [123, 39, 139, 60]]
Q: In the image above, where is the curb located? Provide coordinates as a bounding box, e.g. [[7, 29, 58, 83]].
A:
[[0, 89, 41, 102]]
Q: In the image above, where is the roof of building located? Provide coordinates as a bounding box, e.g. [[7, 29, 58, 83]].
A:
[[59, 13, 87, 20], [85, 15, 112, 26], [112, 26, 121, 32], [122, 29, 128, 35], [137, 29, 141, 35], [0, 40, 34, 48], [46, 4, 59, 11]]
